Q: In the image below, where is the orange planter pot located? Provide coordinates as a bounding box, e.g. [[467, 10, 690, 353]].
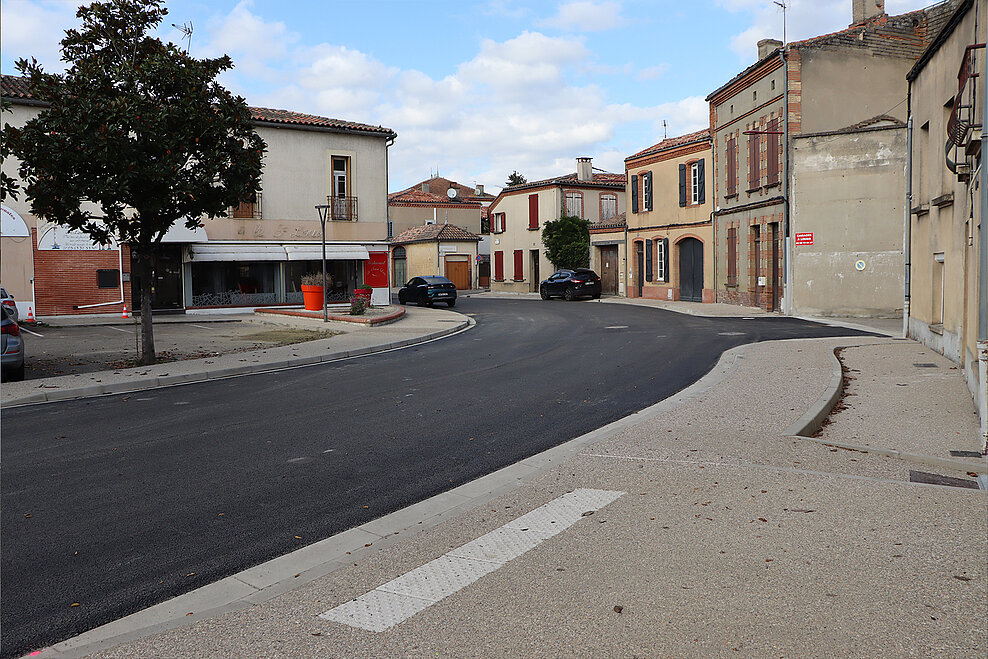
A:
[[301, 285, 324, 311]]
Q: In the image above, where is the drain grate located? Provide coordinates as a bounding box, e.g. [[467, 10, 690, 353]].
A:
[[949, 450, 984, 458], [908, 470, 979, 489], [913, 363, 938, 368]]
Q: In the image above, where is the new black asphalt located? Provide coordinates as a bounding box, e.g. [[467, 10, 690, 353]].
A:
[[0, 298, 874, 657]]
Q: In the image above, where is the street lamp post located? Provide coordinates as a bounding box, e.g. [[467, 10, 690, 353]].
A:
[[315, 204, 330, 323]]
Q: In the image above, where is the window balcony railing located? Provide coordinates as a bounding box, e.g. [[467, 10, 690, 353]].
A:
[[231, 191, 262, 219], [327, 195, 358, 221]]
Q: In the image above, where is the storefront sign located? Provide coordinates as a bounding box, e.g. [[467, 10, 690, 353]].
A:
[[1, 205, 30, 237], [37, 223, 117, 250], [794, 232, 814, 246], [363, 252, 389, 287]]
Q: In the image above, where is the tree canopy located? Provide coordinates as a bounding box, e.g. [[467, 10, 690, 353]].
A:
[[541, 214, 590, 270], [504, 171, 527, 187], [5, 0, 265, 363]]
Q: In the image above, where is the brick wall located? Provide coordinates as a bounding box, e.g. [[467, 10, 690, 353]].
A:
[[32, 229, 132, 316]]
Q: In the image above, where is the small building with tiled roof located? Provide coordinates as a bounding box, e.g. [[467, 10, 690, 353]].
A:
[[486, 157, 626, 293], [1, 74, 398, 314], [705, 0, 955, 317], [389, 223, 481, 290]]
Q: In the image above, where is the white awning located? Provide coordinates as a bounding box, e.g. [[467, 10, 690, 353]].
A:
[[1, 206, 30, 237], [188, 244, 287, 261], [284, 244, 370, 261], [161, 223, 208, 243]]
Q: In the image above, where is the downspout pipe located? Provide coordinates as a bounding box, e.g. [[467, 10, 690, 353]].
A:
[[904, 89, 913, 340], [780, 48, 792, 316], [385, 134, 395, 291], [979, 39, 988, 453]]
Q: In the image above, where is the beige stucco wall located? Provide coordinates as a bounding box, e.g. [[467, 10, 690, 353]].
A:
[[389, 204, 481, 240], [2, 103, 41, 303], [489, 183, 625, 292], [401, 240, 478, 287], [790, 126, 906, 317], [907, 0, 984, 415]]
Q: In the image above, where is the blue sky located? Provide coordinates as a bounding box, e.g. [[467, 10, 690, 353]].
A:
[[2, 0, 932, 192]]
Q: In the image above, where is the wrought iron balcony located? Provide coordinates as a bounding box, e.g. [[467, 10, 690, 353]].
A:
[[231, 191, 262, 219], [326, 195, 358, 221]]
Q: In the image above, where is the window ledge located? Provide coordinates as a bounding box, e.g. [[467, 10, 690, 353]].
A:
[[911, 204, 930, 216], [932, 193, 954, 207], [746, 186, 762, 194], [725, 283, 739, 288], [527, 226, 540, 231], [724, 193, 738, 200], [930, 323, 944, 335], [765, 181, 781, 189]]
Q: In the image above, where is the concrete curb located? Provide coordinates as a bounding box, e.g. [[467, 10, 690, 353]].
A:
[[254, 307, 406, 326], [783, 343, 987, 476], [1, 317, 470, 408], [34, 340, 753, 659]]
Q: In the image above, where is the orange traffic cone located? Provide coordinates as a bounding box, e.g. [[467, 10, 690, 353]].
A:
[[121, 305, 130, 319], [25, 304, 35, 323]]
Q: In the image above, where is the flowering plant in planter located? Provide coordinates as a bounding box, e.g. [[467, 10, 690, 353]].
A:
[[349, 296, 367, 315], [301, 272, 326, 286]]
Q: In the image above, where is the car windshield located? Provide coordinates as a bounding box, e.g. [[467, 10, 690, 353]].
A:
[[423, 276, 452, 284]]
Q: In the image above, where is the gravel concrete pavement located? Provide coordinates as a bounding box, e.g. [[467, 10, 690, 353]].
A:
[[59, 330, 985, 659]]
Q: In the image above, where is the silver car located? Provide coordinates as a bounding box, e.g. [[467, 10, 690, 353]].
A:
[[1, 286, 17, 323], [2, 305, 25, 381]]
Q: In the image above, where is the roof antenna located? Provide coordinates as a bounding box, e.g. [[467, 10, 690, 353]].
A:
[[171, 21, 193, 53], [774, 1, 787, 46], [663, 120, 668, 140]]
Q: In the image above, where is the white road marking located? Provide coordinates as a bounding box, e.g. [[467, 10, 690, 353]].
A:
[[19, 326, 44, 337], [190, 324, 213, 330], [604, 325, 628, 329], [319, 488, 624, 632], [106, 326, 132, 333]]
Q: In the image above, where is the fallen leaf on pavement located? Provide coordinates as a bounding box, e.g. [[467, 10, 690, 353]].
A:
[[71, 603, 80, 607], [613, 605, 623, 614], [581, 511, 594, 517]]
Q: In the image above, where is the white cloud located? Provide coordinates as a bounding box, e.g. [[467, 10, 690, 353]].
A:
[[636, 64, 669, 81], [539, 1, 628, 32], [0, 0, 78, 73]]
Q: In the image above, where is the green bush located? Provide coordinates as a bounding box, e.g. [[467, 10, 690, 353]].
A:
[[349, 296, 367, 315]]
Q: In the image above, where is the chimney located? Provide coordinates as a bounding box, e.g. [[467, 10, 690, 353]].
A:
[[852, 0, 885, 24], [421, 182, 430, 193], [577, 157, 592, 182], [757, 39, 783, 60], [475, 184, 485, 195]]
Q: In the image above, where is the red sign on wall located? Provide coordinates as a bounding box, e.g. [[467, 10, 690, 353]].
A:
[[794, 232, 814, 246], [363, 252, 389, 287]]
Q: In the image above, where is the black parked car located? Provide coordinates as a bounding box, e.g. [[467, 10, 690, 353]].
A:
[[398, 276, 457, 307], [539, 268, 602, 301]]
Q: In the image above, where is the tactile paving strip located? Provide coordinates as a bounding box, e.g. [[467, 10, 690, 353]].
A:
[[318, 488, 624, 632]]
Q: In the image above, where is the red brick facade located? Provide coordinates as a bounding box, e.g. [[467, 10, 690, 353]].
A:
[[32, 229, 132, 316]]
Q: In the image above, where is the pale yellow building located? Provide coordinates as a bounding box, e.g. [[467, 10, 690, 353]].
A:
[[487, 158, 625, 292], [390, 223, 481, 290], [905, 0, 986, 436]]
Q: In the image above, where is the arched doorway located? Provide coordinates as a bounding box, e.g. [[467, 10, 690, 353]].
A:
[[392, 246, 406, 286], [678, 237, 703, 302]]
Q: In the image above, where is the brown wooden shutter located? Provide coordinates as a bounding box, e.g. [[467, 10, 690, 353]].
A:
[[766, 119, 780, 185], [748, 132, 760, 189], [727, 139, 737, 196], [528, 194, 539, 229], [513, 249, 524, 281], [494, 251, 504, 281], [696, 160, 705, 204], [678, 164, 686, 207], [727, 227, 738, 285], [645, 239, 653, 282], [631, 175, 639, 213]]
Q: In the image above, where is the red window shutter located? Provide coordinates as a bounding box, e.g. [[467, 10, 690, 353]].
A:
[[528, 194, 539, 229], [727, 139, 737, 196], [727, 227, 738, 285], [513, 250, 524, 281], [748, 132, 760, 189], [494, 251, 504, 281], [766, 119, 780, 185]]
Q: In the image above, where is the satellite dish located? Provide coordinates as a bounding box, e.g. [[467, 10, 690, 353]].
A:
[[446, 187, 457, 199]]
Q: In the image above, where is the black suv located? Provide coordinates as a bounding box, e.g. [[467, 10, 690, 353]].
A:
[[398, 276, 457, 307], [539, 269, 602, 301]]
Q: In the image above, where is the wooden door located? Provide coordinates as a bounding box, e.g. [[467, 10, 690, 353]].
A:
[[678, 238, 703, 302], [445, 259, 470, 290], [600, 245, 618, 295]]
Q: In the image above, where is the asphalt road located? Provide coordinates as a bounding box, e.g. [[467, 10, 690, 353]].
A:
[[0, 298, 874, 657]]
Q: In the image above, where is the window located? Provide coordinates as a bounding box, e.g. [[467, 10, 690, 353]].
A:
[[753, 90, 757, 102], [727, 227, 738, 285], [690, 162, 700, 204], [492, 212, 505, 233], [494, 251, 504, 281], [565, 191, 583, 218], [330, 156, 355, 221], [655, 239, 666, 282], [771, 79, 775, 91], [726, 138, 738, 196], [600, 194, 617, 221], [513, 249, 524, 281], [642, 172, 653, 211], [748, 130, 761, 189], [332, 156, 349, 198], [231, 191, 262, 219], [529, 194, 539, 229], [766, 118, 780, 185], [631, 174, 639, 213]]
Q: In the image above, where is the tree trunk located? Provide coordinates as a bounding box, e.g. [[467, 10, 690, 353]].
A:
[[139, 251, 156, 365]]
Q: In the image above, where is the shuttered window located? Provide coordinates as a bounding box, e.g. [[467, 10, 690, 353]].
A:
[[528, 194, 539, 229], [748, 131, 760, 189], [727, 227, 738, 285], [726, 138, 737, 196], [766, 119, 780, 185], [678, 164, 687, 207], [600, 194, 617, 221], [656, 239, 666, 282], [565, 191, 583, 218], [643, 172, 653, 211], [494, 251, 504, 281], [631, 175, 639, 213], [645, 239, 653, 282], [513, 249, 524, 281]]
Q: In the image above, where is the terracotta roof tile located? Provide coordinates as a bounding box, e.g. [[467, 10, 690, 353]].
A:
[[504, 171, 626, 193], [391, 176, 494, 202], [388, 187, 481, 206], [590, 212, 627, 230], [1, 75, 33, 99], [626, 129, 710, 162], [390, 223, 481, 244]]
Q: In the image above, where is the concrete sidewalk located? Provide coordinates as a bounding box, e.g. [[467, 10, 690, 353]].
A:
[[40, 331, 984, 658], [1, 306, 470, 407]]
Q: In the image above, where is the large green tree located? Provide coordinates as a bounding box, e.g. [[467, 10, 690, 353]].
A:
[[541, 214, 590, 269], [504, 170, 527, 187], [5, 0, 265, 364]]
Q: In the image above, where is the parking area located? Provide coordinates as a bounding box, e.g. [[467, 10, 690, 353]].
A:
[[16, 319, 342, 381]]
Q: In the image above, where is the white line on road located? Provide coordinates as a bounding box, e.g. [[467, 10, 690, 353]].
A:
[[106, 326, 133, 333], [19, 326, 44, 337], [318, 488, 624, 632], [190, 324, 213, 330]]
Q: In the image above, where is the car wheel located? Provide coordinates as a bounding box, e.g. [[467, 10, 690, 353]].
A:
[[540, 286, 550, 300], [398, 293, 406, 304], [592, 292, 601, 299], [564, 286, 576, 301], [8, 364, 24, 382], [447, 300, 456, 307]]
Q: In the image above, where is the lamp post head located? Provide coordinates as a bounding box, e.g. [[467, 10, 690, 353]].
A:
[[315, 204, 331, 223]]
